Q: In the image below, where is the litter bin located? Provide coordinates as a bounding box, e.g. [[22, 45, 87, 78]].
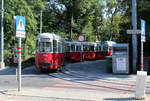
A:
[[112, 44, 129, 74]]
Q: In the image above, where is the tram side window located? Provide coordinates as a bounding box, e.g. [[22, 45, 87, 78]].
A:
[[36, 40, 38, 52], [99, 46, 101, 51], [83, 45, 88, 52], [71, 45, 75, 52], [83, 45, 86, 52], [65, 44, 70, 52], [96, 45, 101, 52], [76, 46, 81, 52], [53, 40, 57, 53], [98, 46, 101, 52], [89, 46, 94, 52], [58, 42, 61, 52], [62, 42, 65, 52]]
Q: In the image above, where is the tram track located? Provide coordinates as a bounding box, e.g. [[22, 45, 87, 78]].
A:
[[61, 66, 136, 86], [48, 70, 135, 94]]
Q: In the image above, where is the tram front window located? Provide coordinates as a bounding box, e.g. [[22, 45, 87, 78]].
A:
[[39, 42, 51, 52]]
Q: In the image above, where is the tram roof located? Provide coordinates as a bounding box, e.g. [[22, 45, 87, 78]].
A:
[[97, 41, 116, 46], [37, 33, 63, 40], [65, 41, 81, 45], [82, 42, 96, 45]]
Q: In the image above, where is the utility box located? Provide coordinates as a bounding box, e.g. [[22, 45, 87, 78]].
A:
[[112, 44, 129, 74]]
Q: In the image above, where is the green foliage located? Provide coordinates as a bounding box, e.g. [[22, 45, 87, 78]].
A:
[[3, 0, 150, 64], [82, 21, 94, 41], [3, 0, 45, 62]]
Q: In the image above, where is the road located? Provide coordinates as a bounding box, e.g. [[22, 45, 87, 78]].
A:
[[0, 60, 150, 101]]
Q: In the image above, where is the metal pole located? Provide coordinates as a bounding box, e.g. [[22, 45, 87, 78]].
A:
[[40, 10, 42, 33], [0, 0, 5, 68], [132, 0, 138, 73], [18, 38, 22, 92], [141, 41, 144, 71], [70, 13, 73, 40]]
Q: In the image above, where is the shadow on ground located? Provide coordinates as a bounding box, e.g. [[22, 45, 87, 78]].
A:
[[104, 97, 138, 101]]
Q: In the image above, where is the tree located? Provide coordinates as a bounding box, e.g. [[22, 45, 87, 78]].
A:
[[4, 0, 45, 60], [58, 0, 98, 41], [99, 0, 128, 41]]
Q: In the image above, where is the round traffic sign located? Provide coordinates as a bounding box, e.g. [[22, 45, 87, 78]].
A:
[[78, 35, 85, 42]]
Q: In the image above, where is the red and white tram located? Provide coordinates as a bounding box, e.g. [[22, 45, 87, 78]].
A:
[[82, 42, 96, 60], [98, 41, 116, 57], [65, 41, 82, 62], [35, 33, 65, 71], [35, 33, 116, 72]]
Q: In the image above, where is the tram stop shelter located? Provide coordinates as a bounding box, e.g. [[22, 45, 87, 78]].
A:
[[112, 43, 129, 74]]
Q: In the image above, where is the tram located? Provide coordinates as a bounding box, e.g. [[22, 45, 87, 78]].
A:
[[99, 41, 116, 57], [35, 33, 65, 71], [35, 33, 116, 71]]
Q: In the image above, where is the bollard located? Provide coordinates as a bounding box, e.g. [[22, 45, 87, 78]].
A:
[[135, 71, 147, 100]]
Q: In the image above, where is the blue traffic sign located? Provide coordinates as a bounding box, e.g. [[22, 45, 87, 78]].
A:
[[15, 16, 26, 38], [141, 19, 146, 42]]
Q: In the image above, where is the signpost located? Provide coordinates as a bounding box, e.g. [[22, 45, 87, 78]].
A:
[[126, 0, 138, 73], [135, 20, 147, 99], [14, 16, 26, 92], [127, 29, 141, 34], [140, 19, 146, 71]]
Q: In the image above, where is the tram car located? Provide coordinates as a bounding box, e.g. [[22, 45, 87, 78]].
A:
[[65, 41, 82, 62], [95, 42, 103, 59], [35, 33, 65, 71], [82, 42, 96, 60], [65, 41, 98, 62], [98, 41, 116, 57]]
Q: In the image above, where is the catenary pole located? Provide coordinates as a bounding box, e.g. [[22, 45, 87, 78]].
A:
[[40, 10, 42, 33], [132, 0, 138, 73], [0, 0, 5, 68]]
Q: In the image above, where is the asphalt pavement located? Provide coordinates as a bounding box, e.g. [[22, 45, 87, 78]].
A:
[[0, 60, 150, 101]]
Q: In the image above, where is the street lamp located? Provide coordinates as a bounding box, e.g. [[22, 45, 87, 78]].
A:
[[0, 0, 5, 68]]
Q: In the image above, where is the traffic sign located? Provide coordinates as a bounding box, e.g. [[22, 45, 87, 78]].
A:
[[141, 19, 146, 42], [14, 16, 26, 38], [127, 29, 141, 34], [13, 16, 26, 91], [78, 35, 85, 42]]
